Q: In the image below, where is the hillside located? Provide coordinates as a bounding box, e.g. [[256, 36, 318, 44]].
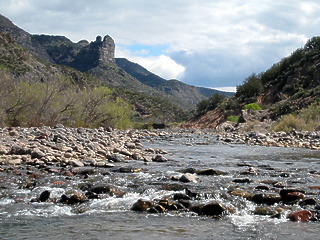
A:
[[0, 14, 192, 125], [183, 36, 320, 131], [116, 58, 233, 107], [0, 31, 187, 127], [0, 12, 224, 111]]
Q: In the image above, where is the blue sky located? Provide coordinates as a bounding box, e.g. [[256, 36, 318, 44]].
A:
[[1, 0, 320, 92]]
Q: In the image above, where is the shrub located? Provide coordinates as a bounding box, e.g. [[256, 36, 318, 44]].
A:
[[0, 76, 135, 129], [272, 114, 305, 132], [195, 93, 226, 116], [243, 103, 262, 110], [227, 115, 239, 123]]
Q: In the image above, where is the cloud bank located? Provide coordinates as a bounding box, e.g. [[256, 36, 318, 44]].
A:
[[1, 0, 320, 88]]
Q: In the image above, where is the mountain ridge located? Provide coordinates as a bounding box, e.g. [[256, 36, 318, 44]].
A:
[[0, 14, 232, 111]]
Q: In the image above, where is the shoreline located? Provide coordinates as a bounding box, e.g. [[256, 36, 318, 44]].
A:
[[216, 130, 320, 150], [0, 126, 319, 168]]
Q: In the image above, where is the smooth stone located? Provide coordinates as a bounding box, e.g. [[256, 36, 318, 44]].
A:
[[152, 154, 168, 162], [38, 190, 50, 202], [7, 159, 22, 165], [280, 188, 305, 203], [179, 173, 198, 183], [233, 178, 251, 183], [68, 159, 84, 167], [230, 190, 253, 199], [251, 193, 281, 205], [197, 169, 223, 175], [89, 186, 111, 194], [131, 199, 153, 211], [287, 210, 313, 222], [31, 150, 46, 159], [200, 202, 226, 217]]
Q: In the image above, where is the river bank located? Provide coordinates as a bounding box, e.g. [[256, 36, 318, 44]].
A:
[[217, 130, 320, 150], [0, 126, 320, 239]]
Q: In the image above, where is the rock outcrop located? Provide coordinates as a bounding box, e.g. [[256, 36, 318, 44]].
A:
[[66, 35, 115, 71]]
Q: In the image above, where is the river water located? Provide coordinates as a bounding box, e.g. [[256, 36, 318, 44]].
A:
[[0, 133, 319, 239]]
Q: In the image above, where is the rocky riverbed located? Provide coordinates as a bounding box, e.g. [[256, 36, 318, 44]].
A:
[[0, 126, 320, 239], [217, 130, 320, 150]]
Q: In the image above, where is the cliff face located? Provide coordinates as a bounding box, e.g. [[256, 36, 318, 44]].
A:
[[32, 34, 115, 72], [69, 35, 115, 71]]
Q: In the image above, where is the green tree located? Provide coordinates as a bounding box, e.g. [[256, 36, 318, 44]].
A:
[[235, 73, 262, 102], [196, 93, 226, 116]]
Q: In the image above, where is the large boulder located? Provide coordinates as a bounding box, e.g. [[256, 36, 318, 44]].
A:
[[238, 109, 270, 123]]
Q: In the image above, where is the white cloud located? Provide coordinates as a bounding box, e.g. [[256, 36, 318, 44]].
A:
[[1, 0, 320, 88], [117, 47, 185, 79]]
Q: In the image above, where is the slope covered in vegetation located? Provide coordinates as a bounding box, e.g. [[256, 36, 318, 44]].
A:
[[0, 32, 187, 128], [184, 36, 320, 131]]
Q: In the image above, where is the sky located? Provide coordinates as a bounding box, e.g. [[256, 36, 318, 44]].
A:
[[1, 0, 320, 92]]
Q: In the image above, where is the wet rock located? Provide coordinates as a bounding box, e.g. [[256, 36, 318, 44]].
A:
[[254, 206, 284, 216], [287, 210, 313, 222], [68, 193, 86, 204], [154, 204, 166, 213], [85, 191, 99, 199], [89, 185, 111, 194], [280, 188, 305, 203], [273, 181, 287, 188], [254, 185, 270, 190], [229, 190, 253, 199], [131, 199, 153, 211], [132, 153, 143, 160], [173, 193, 191, 200], [197, 169, 223, 175], [38, 190, 50, 202], [179, 173, 198, 183], [279, 172, 290, 178], [160, 183, 185, 191], [94, 162, 115, 168], [147, 207, 159, 213], [200, 202, 226, 217], [251, 193, 281, 205], [118, 167, 134, 173], [180, 168, 197, 174], [178, 199, 192, 209], [152, 154, 168, 162], [299, 198, 317, 206], [233, 178, 251, 183], [60, 192, 86, 204], [108, 153, 125, 162]]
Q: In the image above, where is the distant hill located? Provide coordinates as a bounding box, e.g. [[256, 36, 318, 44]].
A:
[[116, 58, 233, 108]]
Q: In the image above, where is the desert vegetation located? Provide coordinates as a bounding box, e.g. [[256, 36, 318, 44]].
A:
[[191, 36, 320, 131], [0, 71, 133, 128]]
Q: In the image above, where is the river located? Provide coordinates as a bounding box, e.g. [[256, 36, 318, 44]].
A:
[[0, 132, 319, 239]]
